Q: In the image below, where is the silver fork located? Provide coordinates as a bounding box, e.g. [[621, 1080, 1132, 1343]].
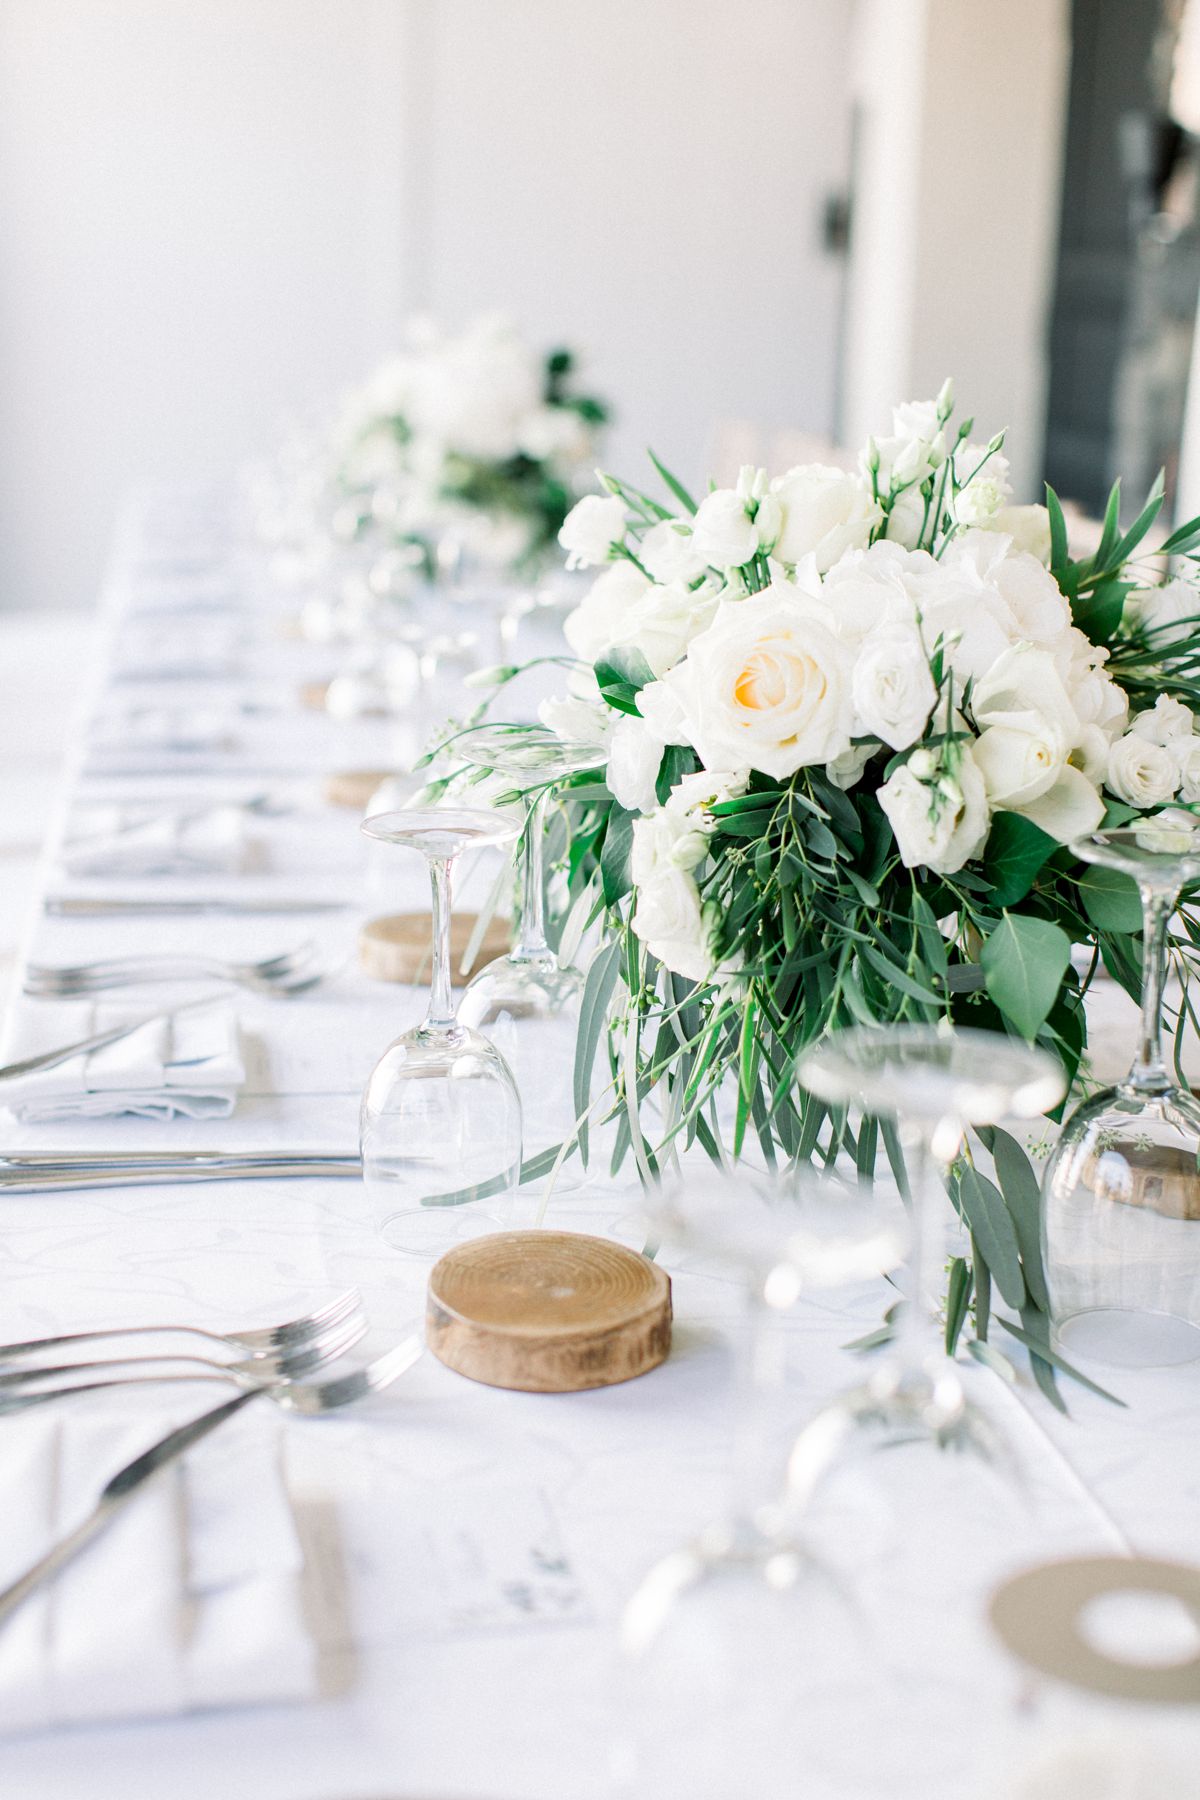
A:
[[0, 1287, 364, 1365], [0, 1310, 368, 1409], [0, 1336, 425, 1630], [23, 940, 330, 998]]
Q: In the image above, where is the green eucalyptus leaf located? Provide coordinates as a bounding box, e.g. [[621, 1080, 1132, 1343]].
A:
[[1079, 864, 1143, 934], [600, 805, 636, 905], [955, 1166, 1026, 1308], [989, 1125, 1050, 1310], [980, 913, 1071, 1039], [983, 812, 1058, 907]]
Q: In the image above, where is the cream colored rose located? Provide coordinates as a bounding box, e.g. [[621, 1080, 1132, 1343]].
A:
[[671, 588, 855, 778], [770, 465, 882, 572], [1106, 733, 1179, 809], [877, 747, 990, 874]]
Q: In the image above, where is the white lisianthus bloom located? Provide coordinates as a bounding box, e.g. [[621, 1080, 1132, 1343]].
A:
[[1106, 733, 1179, 809], [669, 587, 856, 778], [1129, 695, 1195, 746], [943, 532, 1068, 642], [631, 809, 710, 883], [820, 541, 924, 642], [877, 748, 990, 874], [892, 397, 941, 444], [665, 768, 750, 817], [1127, 577, 1200, 648], [1171, 735, 1200, 804], [882, 484, 927, 550], [982, 504, 1053, 565], [562, 562, 650, 661], [770, 465, 882, 572], [1017, 766, 1106, 843], [826, 740, 878, 791], [611, 579, 719, 677], [558, 493, 627, 570], [851, 624, 937, 751], [608, 713, 665, 813], [631, 866, 711, 982], [636, 675, 692, 747], [640, 519, 707, 585], [973, 645, 1081, 742], [953, 446, 1012, 525], [690, 488, 760, 569]]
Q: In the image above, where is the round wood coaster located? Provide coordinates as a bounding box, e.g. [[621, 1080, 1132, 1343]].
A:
[[359, 911, 511, 985], [427, 1230, 672, 1392], [322, 768, 398, 810], [299, 679, 332, 711]]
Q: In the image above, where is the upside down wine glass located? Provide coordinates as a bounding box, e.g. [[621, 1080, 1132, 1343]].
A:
[[791, 1025, 1064, 1491], [1043, 822, 1200, 1367], [456, 726, 607, 1175], [359, 807, 522, 1257], [611, 1166, 907, 1799]]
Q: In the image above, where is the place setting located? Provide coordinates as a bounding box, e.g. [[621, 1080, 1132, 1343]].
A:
[[9, 15, 1200, 1793]]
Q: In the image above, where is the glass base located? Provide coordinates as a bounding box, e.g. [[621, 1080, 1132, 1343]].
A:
[[378, 1204, 505, 1260], [1055, 1306, 1200, 1369]]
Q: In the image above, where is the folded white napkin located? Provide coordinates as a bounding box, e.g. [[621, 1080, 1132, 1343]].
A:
[[60, 805, 251, 879], [0, 1410, 317, 1734], [2, 1002, 244, 1122], [87, 706, 237, 757]]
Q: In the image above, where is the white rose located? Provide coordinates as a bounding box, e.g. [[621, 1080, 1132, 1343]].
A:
[[877, 747, 990, 874], [1017, 766, 1106, 843], [640, 520, 707, 586], [632, 866, 711, 982], [851, 625, 936, 750], [771, 465, 882, 573], [973, 645, 1081, 743], [1128, 577, 1200, 648], [671, 586, 855, 778], [690, 488, 760, 569], [558, 494, 627, 570], [611, 579, 719, 677], [974, 714, 1072, 808], [608, 713, 665, 813], [563, 562, 650, 662], [1171, 735, 1200, 804], [1106, 733, 1179, 809], [982, 504, 1053, 565], [1130, 695, 1195, 746]]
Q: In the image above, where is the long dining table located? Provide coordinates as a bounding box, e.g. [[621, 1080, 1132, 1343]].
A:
[[2, 487, 1198, 1799]]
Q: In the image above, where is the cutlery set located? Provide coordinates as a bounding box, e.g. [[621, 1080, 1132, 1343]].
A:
[[0, 1292, 425, 1626]]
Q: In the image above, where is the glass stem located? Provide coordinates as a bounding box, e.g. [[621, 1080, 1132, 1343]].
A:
[[894, 1118, 949, 1375], [424, 855, 458, 1034], [1128, 884, 1177, 1094], [513, 789, 550, 962], [727, 1281, 788, 1542]]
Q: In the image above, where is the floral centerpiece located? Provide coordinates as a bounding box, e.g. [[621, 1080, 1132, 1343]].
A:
[[457, 382, 1200, 1393], [332, 314, 609, 575]]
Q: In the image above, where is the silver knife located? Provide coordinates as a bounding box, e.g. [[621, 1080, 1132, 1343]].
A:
[[44, 897, 350, 917], [0, 996, 220, 1083], [0, 1391, 257, 1630], [0, 1152, 362, 1192]]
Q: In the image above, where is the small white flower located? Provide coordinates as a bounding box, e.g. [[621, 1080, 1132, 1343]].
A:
[[953, 445, 1012, 525], [608, 713, 665, 813], [640, 520, 707, 585], [558, 493, 627, 570], [1106, 733, 1179, 809], [563, 562, 650, 661], [851, 624, 936, 751], [610, 578, 719, 678], [877, 747, 990, 874], [1129, 695, 1195, 747], [631, 866, 710, 982], [690, 488, 760, 569]]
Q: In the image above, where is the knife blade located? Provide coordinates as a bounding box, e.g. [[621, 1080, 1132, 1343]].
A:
[[44, 897, 350, 916], [0, 1151, 362, 1191]]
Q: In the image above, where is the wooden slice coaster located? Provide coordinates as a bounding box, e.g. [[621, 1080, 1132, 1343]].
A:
[[299, 679, 332, 711], [322, 768, 398, 810], [427, 1230, 672, 1392], [359, 911, 511, 985]]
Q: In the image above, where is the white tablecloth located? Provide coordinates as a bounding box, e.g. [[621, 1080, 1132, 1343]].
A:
[[2, 489, 1198, 1799]]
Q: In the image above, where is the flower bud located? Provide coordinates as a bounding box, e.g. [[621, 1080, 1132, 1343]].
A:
[[936, 377, 954, 419], [908, 747, 936, 780]]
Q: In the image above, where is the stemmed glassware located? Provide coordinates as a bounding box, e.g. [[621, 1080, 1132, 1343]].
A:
[[611, 1166, 906, 1798], [455, 725, 607, 1177], [1043, 821, 1200, 1366], [791, 1025, 1064, 1488], [359, 807, 523, 1257]]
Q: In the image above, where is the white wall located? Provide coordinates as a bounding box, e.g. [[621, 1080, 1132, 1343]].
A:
[[842, 0, 1071, 499], [0, 0, 854, 610], [0, 0, 410, 611]]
